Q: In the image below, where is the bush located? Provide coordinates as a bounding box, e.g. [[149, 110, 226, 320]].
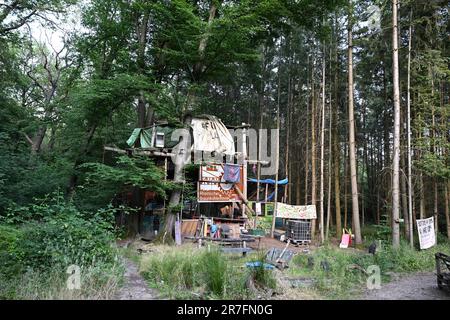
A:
[[0, 225, 24, 278], [0, 192, 122, 299]]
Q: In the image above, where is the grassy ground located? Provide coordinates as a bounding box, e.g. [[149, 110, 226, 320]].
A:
[[128, 231, 450, 300], [129, 243, 276, 300], [0, 261, 124, 299], [287, 241, 450, 299]]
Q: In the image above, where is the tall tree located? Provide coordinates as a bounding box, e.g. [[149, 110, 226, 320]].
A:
[[391, 0, 401, 248], [347, 1, 361, 244]]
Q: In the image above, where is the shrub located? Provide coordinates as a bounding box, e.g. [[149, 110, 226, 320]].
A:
[[0, 192, 122, 299], [0, 225, 24, 278]]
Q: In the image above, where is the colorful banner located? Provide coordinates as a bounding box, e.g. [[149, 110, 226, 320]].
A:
[[417, 217, 436, 250], [276, 203, 317, 220]]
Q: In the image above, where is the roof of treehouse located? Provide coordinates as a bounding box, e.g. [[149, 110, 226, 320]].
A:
[[126, 114, 235, 155]]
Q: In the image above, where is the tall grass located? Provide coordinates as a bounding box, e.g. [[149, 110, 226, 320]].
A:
[[249, 251, 277, 289], [139, 245, 273, 299], [1, 260, 124, 300], [201, 249, 227, 296]]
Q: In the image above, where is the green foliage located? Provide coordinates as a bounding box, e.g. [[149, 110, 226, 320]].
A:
[[201, 248, 228, 296], [81, 155, 173, 196], [0, 191, 122, 299], [0, 192, 118, 271], [0, 225, 24, 280], [75, 154, 178, 215]]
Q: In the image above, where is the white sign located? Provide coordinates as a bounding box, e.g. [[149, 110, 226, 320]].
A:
[[255, 202, 262, 216], [417, 217, 436, 250]]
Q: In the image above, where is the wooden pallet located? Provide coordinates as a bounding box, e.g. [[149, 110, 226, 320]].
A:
[[181, 219, 200, 238]]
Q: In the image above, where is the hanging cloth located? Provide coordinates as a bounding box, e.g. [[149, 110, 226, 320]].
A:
[[223, 164, 240, 183]]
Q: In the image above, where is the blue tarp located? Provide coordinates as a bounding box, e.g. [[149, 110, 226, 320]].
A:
[[245, 261, 275, 270], [248, 178, 288, 185]]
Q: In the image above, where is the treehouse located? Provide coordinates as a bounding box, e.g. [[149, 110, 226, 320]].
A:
[[104, 114, 261, 241]]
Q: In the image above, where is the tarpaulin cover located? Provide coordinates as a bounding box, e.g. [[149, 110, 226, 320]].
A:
[[248, 178, 288, 185], [126, 126, 181, 149], [127, 128, 152, 148], [190, 115, 235, 155]]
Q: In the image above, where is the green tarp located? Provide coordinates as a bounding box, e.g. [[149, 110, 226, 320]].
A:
[[126, 126, 185, 149], [126, 128, 153, 148]]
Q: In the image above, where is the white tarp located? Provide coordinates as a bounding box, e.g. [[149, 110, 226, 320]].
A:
[[190, 116, 235, 155], [417, 217, 436, 250], [276, 203, 317, 220]]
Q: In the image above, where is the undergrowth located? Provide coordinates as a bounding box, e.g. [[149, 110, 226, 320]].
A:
[[289, 240, 450, 299]]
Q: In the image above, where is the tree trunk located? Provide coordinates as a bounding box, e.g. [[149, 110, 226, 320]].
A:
[[347, 6, 362, 244], [66, 124, 98, 197], [161, 123, 191, 241], [193, 0, 219, 79], [401, 150, 410, 241], [319, 52, 326, 243], [445, 181, 450, 239], [305, 56, 310, 205], [406, 9, 414, 247], [285, 77, 291, 203], [270, 62, 281, 238], [333, 102, 342, 238], [326, 68, 333, 240], [391, 0, 401, 248], [162, 163, 183, 241], [311, 62, 317, 239], [332, 23, 342, 238]]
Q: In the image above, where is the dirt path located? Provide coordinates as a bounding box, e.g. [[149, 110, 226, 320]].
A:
[[363, 272, 450, 300], [114, 258, 159, 300]]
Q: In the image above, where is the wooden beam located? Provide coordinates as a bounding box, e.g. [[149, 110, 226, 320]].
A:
[[234, 185, 256, 216], [104, 145, 175, 157]]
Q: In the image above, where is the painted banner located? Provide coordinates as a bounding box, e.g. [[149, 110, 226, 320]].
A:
[[417, 217, 436, 250], [276, 203, 317, 219], [198, 164, 244, 202]]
